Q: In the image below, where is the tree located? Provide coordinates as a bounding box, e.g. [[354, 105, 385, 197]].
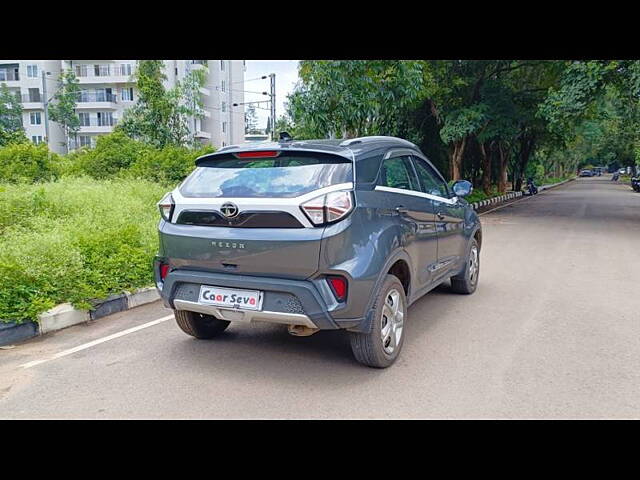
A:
[[0, 83, 27, 146], [118, 61, 205, 148], [48, 70, 80, 153], [288, 60, 424, 139], [245, 105, 259, 134]]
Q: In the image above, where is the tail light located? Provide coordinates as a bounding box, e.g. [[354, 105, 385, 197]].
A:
[[158, 193, 174, 222], [301, 191, 353, 226], [160, 263, 170, 280], [326, 275, 348, 302]]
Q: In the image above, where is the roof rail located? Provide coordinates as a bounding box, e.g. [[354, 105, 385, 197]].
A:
[[339, 136, 417, 148]]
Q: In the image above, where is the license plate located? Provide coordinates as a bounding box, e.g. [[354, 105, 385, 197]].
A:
[[198, 285, 263, 311]]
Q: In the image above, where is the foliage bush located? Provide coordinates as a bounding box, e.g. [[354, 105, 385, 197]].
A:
[[0, 177, 167, 323], [126, 144, 215, 184], [0, 142, 59, 183], [55, 131, 213, 184], [61, 131, 153, 179]]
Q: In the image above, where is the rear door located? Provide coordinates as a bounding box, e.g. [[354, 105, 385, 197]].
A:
[[161, 151, 353, 280]]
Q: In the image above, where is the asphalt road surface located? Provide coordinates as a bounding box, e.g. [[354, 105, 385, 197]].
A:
[[1, 175, 639, 419]]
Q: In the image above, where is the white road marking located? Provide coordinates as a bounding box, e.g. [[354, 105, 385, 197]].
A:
[[20, 314, 174, 369]]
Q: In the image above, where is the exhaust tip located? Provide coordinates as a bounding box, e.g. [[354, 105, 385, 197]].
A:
[[287, 325, 320, 337]]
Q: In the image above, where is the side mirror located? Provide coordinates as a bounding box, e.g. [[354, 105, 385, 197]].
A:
[[452, 180, 473, 197]]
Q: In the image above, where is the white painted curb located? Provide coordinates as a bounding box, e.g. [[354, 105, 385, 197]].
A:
[[38, 303, 90, 335], [37, 286, 160, 336], [126, 286, 160, 309]]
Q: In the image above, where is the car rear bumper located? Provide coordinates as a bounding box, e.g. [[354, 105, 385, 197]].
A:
[[157, 267, 364, 330]]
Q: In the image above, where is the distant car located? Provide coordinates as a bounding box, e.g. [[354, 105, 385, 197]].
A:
[[619, 168, 627, 174], [579, 170, 593, 177]]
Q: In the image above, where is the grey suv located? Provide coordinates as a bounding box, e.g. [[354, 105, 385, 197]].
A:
[[154, 136, 481, 368]]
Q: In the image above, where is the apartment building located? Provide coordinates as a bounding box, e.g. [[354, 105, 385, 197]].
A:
[[0, 60, 245, 154]]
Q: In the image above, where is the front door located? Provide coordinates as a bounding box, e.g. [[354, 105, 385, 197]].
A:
[[375, 155, 438, 292], [410, 156, 466, 279]]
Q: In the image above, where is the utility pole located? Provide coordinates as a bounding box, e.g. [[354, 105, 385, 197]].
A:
[[269, 73, 276, 141], [41, 71, 50, 145]]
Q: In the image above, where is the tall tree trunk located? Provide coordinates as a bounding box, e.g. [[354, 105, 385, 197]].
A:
[[515, 131, 536, 191], [480, 140, 492, 195], [498, 142, 508, 193], [450, 137, 467, 181]]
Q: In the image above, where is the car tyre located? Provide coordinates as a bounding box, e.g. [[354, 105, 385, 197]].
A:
[[450, 238, 480, 294], [174, 310, 230, 339], [349, 275, 407, 368]]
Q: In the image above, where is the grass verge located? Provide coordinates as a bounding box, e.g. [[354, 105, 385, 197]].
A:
[[0, 177, 167, 323]]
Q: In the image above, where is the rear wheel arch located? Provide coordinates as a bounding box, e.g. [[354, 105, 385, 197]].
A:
[[388, 259, 411, 298], [351, 249, 412, 334]]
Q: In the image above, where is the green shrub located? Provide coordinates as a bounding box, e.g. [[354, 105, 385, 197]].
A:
[[127, 144, 215, 184], [0, 177, 167, 323], [0, 142, 58, 183], [67, 131, 153, 179]]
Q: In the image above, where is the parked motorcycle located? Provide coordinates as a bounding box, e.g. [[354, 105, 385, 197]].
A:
[[612, 172, 620, 181], [631, 176, 640, 192], [526, 178, 538, 195]]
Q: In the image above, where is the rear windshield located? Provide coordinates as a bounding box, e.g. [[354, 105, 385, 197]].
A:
[[180, 153, 353, 198]]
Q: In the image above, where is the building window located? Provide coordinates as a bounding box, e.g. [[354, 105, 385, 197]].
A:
[[120, 63, 132, 76], [220, 60, 225, 71], [221, 102, 226, 112], [222, 141, 226, 147], [222, 121, 227, 133], [79, 135, 92, 147], [30, 112, 41, 125], [221, 80, 226, 92], [121, 87, 134, 101], [97, 111, 114, 126], [75, 64, 88, 77], [27, 65, 38, 78], [79, 112, 91, 126], [94, 64, 110, 77], [31, 135, 43, 144]]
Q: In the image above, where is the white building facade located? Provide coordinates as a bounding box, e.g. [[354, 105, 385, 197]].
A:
[[0, 60, 246, 153]]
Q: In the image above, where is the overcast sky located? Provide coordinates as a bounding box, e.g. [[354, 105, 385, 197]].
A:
[[243, 60, 299, 129]]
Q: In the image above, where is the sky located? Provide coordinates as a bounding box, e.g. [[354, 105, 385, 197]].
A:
[[243, 60, 299, 130]]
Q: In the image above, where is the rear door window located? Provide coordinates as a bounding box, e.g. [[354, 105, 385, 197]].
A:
[[180, 153, 352, 198], [378, 156, 419, 192]]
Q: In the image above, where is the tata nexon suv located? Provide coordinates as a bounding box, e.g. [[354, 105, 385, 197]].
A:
[[154, 136, 481, 368]]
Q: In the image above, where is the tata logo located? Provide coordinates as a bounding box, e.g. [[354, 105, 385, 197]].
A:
[[220, 202, 239, 218], [211, 241, 245, 249]]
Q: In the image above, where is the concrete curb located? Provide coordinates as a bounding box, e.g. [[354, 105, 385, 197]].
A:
[[470, 177, 575, 211], [471, 190, 523, 211], [0, 286, 160, 347]]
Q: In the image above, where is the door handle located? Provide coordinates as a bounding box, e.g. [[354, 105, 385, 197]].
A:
[[436, 212, 445, 220], [395, 206, 409, 214]]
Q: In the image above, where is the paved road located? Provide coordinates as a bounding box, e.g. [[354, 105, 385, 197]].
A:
[[1, 176, 639, 419]]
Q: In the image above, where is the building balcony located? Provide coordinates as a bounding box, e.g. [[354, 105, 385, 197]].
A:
[[20, 93, 44, 109], [195, 130, 211, 139], [0, 70, 20, 86], [76, 92, 118, 109], [78, 118, 118, 133], [74, 65, 135, 84]]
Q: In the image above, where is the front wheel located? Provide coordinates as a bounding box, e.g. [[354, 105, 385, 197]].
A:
[[349, 275, 407, 368], [450, 238, 480, 294]]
